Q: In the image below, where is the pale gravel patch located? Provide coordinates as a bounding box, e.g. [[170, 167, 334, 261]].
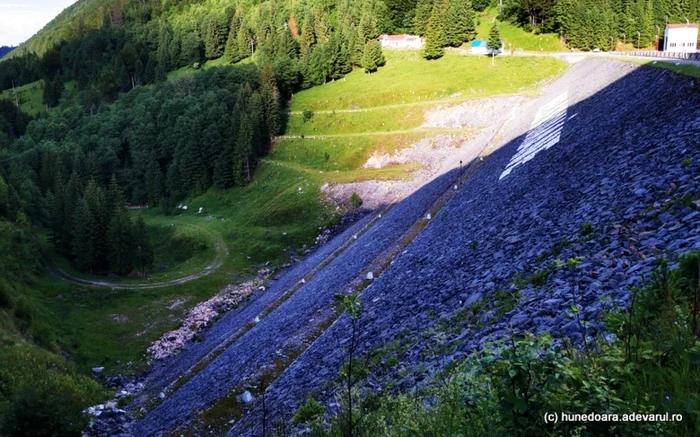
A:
[[321, 96, 530, 210]]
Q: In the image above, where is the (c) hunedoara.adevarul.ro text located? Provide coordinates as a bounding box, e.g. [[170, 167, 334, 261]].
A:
[[543, 412, 683, 424]]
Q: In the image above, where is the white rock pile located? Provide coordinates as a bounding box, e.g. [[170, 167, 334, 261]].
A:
[[147, 270, 270, 360]]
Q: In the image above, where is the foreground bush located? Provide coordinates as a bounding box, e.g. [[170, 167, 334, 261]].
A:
[[0, 344, 107, 436]]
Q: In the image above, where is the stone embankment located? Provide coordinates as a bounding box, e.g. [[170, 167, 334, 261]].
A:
[[229, 58, 700, 435]]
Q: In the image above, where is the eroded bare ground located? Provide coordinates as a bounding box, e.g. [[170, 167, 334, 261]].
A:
[[321, 95, 529, 209]]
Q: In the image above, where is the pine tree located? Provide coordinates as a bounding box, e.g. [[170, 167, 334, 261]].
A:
[[108, 208, 133, 275], [72, 198, 98, 273], [132, 214, 154, 275], [225, 9, 243, 63], [145, 150, 164, 205], [307, 44, 332, 86], [361, 40, 385, 73], [61, 171, 82, 253], [446, 0, 476, 46], [260, 65, 281, 137], [213, 143, 234, 189], [329, 33, 352, 79], [413, 0, 435, 35], [361, 43, 378, 73], [205, 18, 224, 59], [233, 114, 254, 185], [236, 20, 253, 60], [300, 13, 317, 54], [423, 1, 447, 59], [156, 24, 173, 72], [349, 25, 367, 66], [487, 21, 502, 64], [275, 27, 298, 60], [107, 174, 125, 213], [42, 76, 57, 107], [71, 180, 108, 274]]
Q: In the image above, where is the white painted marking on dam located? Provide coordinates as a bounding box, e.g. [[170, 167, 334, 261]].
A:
[[500, 92, 568, 180]]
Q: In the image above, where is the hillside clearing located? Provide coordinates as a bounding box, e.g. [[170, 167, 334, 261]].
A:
[[475, 8, 567, 52], [290, 50, 566, 112]]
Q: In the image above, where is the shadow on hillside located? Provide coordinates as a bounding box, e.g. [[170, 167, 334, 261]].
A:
[[222, 58, 700, 436]]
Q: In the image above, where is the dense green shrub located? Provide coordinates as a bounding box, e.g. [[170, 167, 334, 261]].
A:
[[0, 281, 13, 309], [0, 343, 108, 437], [293, 398, 325, 425], [2, 378, 95, 436], [13, 298, 33, 333]]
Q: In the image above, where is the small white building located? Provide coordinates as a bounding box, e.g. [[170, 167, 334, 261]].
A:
[[471, 40, 489, 55], [378, 34, 423, 49], [663, 23, 698, 53], [471, 40, 503, 55]]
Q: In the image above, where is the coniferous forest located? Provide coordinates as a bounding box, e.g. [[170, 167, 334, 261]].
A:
[[0, 0, 697, 276]]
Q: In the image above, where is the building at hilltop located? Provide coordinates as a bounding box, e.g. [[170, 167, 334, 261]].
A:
[[663, 23, 698, 52], [378, 34, 423, 49]]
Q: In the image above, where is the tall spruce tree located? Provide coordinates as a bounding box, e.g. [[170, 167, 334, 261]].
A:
[[413, 0, 435, 35], [423, 0, 448, 59], [234, 114, 254, 185], [145, 150, 164, 205], [487, 21, 502, 65], [205, 17, 226, 59], [446, 0, 476, 46], [361, 40, 386, 73], [132, 214, 154, 275], [260, 65, 281, 137], [74, 181, 108, 273], [108, 208, 133, 275], [225, 10, 244, 63], [72, 197, 98, 274]]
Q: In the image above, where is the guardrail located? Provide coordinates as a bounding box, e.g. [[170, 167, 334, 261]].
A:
[[612, 51, 700, 61]]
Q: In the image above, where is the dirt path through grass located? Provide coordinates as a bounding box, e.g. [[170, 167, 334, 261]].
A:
[[44, 225, 229, 290]]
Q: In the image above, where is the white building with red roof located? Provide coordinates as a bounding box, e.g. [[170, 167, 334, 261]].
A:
[[663, 23, 698, 53], [378, 34, 423, 49]]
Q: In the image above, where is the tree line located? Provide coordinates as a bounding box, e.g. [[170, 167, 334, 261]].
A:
[[0, 61, 284, 274], [502, 0, 698, 50], [3, 0, 694, 107], [0, 0, 391, 107]]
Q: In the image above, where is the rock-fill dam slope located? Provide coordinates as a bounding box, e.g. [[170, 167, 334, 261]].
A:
[[133, 57, 699, 436], [228, 58, 700, 435]]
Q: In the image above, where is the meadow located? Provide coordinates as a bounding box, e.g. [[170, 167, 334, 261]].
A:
[[474, 8, 568, 52], [289, 50, 566, 112], [0, 80, 45, 116]]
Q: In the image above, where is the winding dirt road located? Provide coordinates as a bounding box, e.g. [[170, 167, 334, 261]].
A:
[[44, 231, 228, 290]]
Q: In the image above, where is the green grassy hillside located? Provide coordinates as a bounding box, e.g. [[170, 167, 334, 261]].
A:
[[9, 0, 119, 58], [0, 81, 44, 116], [475, 8, 567, 52]]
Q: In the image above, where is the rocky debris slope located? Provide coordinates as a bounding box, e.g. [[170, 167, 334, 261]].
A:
[[147, 270, 269, 360], [323, 96, 524, 210], [420, 95, 527, 129], [129, 212, 379, 408], [230, 58, 700, 435], [133, 159, 465, 434]]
